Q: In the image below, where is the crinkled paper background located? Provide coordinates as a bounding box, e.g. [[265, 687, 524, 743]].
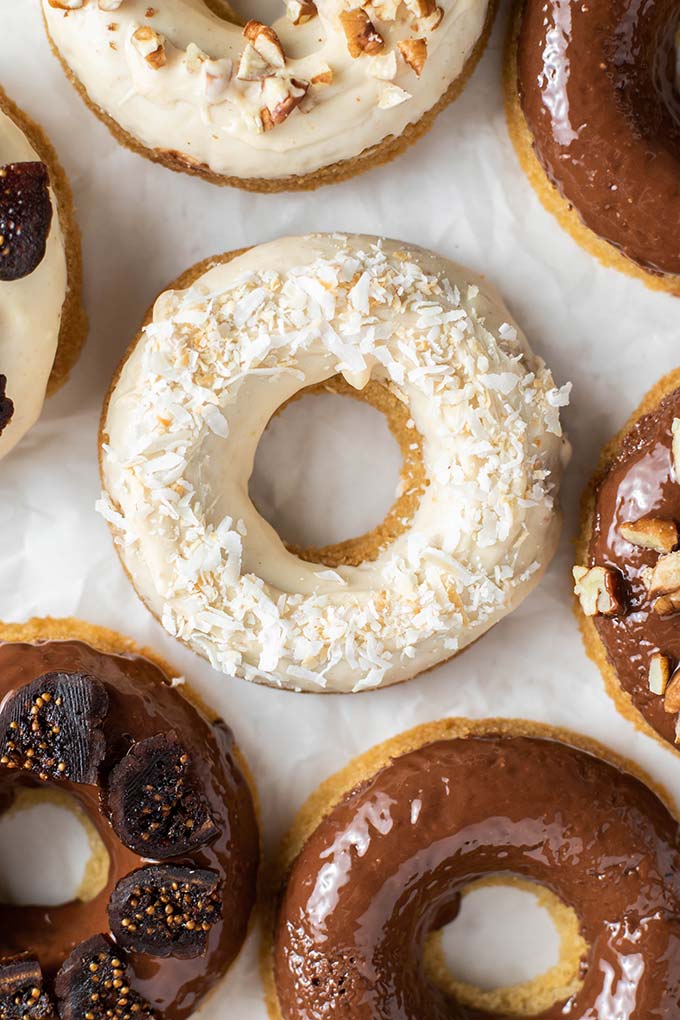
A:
[[3, 1, 680, 1014]]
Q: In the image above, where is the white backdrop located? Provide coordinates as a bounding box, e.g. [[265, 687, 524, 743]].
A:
[[2, 1, 680, 1015]]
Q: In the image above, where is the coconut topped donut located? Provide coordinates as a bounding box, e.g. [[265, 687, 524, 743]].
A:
[[43, 0, 494, 188], [0, 90, 85, 461], [98, 235, 570, 693]]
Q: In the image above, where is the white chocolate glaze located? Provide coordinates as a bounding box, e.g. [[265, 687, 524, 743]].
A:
[[43, 0, 489, 181], [0, 108, 67, 461], [99, 235, 570, 693]]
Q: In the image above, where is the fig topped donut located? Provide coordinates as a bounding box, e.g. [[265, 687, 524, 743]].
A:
[[0, 88, 86, 461], [0, 617, 259, 1020], [42, 0, 495, 190], [270, 718, 680, 1019], [98, 235, 570, 693], [507, 0, 680, 293]]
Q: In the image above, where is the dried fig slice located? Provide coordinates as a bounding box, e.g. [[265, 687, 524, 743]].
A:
[[55, 935, 156, 1020], [109, 865, 221, 958], [0, 162, 53, 282], [0, 375, 14, 436], [107, 732, 217, 858], [0, 672, 109, 783], [0, 956, 55, 1019]]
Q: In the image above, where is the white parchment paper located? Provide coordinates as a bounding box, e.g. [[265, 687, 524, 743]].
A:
[[2, 1, 680, 1014]]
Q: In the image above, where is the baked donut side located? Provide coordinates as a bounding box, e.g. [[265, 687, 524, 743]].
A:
[[573, 369, 680, 756], [0, 616, 259, 1020], [42, 0, 496, 191], [267, 718, 680, 1020], [98, 235, 570, 693], [504, 1, 680, 296], [0, 88, 87, 405]]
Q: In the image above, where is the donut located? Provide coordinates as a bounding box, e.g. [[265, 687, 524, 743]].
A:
[[97, 234, 570, 694], [505, 1, 680, 295], [573, 369, 680, 754], [268, 718, 680, 1019], [0, 88, 87, 461], [0, 616, 259, 1020], [42, 0, 496, 191]]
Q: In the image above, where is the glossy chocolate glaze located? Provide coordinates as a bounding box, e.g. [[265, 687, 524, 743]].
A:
[[0, 640, 259, 1019], [274, 734, 680, 1019], [589, 388, 680, 748], [517, 0, 680, 277]]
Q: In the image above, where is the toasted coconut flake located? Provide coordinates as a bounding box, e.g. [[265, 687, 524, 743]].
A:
[[398, 37, 427, 76], [99, 0, 124, 9], [340, 8, 385, 57], [47, 0, 84, 7]]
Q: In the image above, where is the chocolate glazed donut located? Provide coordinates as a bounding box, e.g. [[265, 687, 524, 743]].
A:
[[579, 377, 680, 751], [273, 722, 680, 1019], [0, 636, 259, 1020], [515, 0, 680, 278]]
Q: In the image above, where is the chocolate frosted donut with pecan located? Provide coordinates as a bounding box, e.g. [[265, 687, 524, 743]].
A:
[[508, 0, 680, 289], [271, 719, 680, 1019], [574, 371, 680, 751], [0, 620, 259, 1020]]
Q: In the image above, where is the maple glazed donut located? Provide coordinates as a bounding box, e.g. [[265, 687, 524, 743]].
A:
[[0, 88, 86, 461], [43, 0, 496, 190], [0, 617, 259, 1020], [506, 0, 680, 294], [98, 234, 570, 694], [574, 369, 680, 754], [270, 718, 680, 1019]]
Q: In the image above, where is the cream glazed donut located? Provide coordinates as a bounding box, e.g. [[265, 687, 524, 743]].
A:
[[98, 235, 570, 694], [43, 0, 495, 190], [0, 89, 86, 461]]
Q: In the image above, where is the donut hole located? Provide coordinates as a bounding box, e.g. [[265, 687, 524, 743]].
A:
[[0, 786, 109, 907], [250, 377, 426, 567], [425, 877, 586, 1016]]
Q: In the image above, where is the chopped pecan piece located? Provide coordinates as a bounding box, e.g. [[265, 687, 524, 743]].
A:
[[620, 517, 678, 554], [243, 21, 286, 68], [286, 0, 317, 23], [398, 37, 427, 75], [672, 418, 680, 482], [665, 669, 680, 713], [340, 9, 385, 57], [572, 565, 623, 617], [644, 551, 680, 596], [132, 26, 166, 68], [649, 652, 672, 696]]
